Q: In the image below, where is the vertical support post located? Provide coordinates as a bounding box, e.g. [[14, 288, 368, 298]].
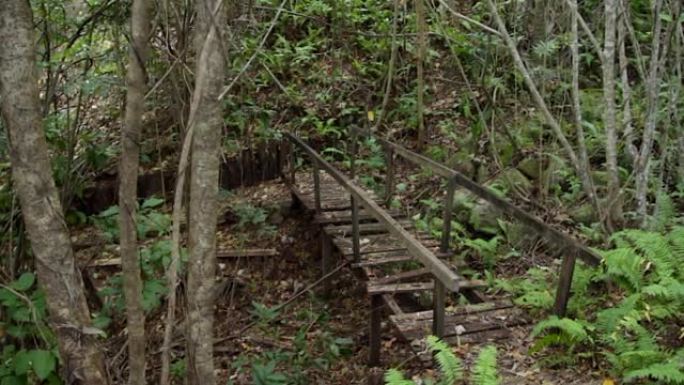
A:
[[289, 142, 296, 185], [369, 294, 382, 366], [441, 178, 456, 253], [312, 158, 322, 214], [349, 126, 361, 262], [384, 144, 395, 207], [321, 232, 332, 296], [553, 252, 577, 316], [432, 280, 446, 338]]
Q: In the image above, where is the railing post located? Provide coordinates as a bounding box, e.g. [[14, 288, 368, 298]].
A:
[[441, 178, 456, 252], [289, 142, 296, 185], [432, 281, 446, 338], [350, 126, 361, 262], [433, 178, 455, 338], [369, 294, 382, 366], [384, 143, 395, 207], [312, 158, 322, 214], [553, 252, 577, 316]]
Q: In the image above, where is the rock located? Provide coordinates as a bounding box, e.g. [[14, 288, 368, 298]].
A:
[[518, 157, 542, 180], [494, 168, 533, 195], [469, 199, 500, 234], [569, 203, 596, 225], [543, 156, 569, 187]]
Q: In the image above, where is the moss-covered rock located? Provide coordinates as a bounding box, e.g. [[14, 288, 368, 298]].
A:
[[569, 203, 596, 225], [518, 156, 542, 180]]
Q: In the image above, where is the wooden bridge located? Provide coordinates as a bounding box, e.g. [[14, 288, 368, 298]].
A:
[[281, 131, 601, 366]]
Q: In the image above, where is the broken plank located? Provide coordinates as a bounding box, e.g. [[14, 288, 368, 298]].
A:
[[216, 249, 279, 258], [368, 279, 485, 295]]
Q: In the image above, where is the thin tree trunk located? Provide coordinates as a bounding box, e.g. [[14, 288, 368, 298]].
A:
[[602, 0, 622, 228], [635, 0, 664, 223], [486, 0, 597, 217], [186, 0, 225, 384], [415, 0, 426, 149], [374, 0, 400, 132], [0, 2, 108, 384], [569, 0, 602, 223], [618, 3, 637, 165], [119, 0, 153, 384]]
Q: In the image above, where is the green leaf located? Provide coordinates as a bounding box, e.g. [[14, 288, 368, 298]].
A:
[[12, 273, 35, 292], [29, 350, 56, 380], [13, 350, 31, 376], [141, 197, 164, 209]]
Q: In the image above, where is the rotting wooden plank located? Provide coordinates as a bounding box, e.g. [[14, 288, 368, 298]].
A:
[[216, 249, 278, 258], [324, 220, 415, 236], [367, 279, 485, 295], [393, 307, 530, 341], [286, 133, 462, 291], [367, 282, 434, 294], [332, 233, 440, 257], [352, 255, 416, 267], [315, 210, 406, 225], [391, 299, 514, 323], [371, 268, 431, 285]]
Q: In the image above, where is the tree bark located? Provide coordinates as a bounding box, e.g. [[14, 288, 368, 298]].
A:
[[602, 0, 622, 228], [569, 0, 602, 224], [618, 3, 637, 165], [186, 0, 225, 384], [635, 0, 664, 223], [486, 0, 597, 218], [415, 0, 426, 149], [119, 0, 153, 384], [0, 2, 108, 384]]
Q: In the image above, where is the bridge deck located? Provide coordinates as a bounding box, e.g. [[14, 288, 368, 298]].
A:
[[290, 170, 529, 363]]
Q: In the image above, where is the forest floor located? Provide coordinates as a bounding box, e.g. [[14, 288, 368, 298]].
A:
[[78, 179, 603, 384]]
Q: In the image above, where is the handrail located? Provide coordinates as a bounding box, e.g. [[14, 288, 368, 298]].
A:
[[378, 138, 601, 267], [285, 133, 462, 292]]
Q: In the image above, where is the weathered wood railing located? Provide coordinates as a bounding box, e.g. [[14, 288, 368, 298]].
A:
[[284, 133, 462, 361], [377, 137, 602, 316]]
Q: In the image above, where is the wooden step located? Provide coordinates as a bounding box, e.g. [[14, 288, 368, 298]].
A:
[[333, 233, 439, 256], [323, 220, 415, 236], [390, 300, 530, 342], [351, 249, 454, 268], [367, 279, 486, 295], [315, 210, 405, 225]]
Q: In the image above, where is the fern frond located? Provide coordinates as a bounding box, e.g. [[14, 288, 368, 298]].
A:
[[472, 346, 500, 385], [624, 362, 684, 384], [384, 369, 414, 385], [531, 316, 591, 343], [601, 247, 644, 291], [426, 335, 463, 385]]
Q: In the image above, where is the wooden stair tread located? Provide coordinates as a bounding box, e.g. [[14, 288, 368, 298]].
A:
[[367, 279, 486, 295], [323, 220, 415, 236], [315, 210, 405, 225], [332, 233, 439, 256], [390, 301, 530, 341]]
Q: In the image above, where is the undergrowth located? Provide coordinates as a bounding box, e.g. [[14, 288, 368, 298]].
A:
[[496, 226, 684, 384]]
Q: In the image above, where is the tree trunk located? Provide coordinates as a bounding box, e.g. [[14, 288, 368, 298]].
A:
[[569, 0, 602, 224], [0, 2, 109, 384], [602, 0, 622, 229], [635, 0, 664, 223], [186, 0, 225, 384], [415, 0, 426, 149], [119, 0, 153, 384]]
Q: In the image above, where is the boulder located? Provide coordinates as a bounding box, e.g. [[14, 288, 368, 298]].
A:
[[518, 156, 542, 180]]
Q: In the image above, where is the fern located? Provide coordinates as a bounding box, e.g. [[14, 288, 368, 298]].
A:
[[601, 247, 644, 291], [426, 335, 464, 385], [531, 316, 591, 342], [384, 369, 414, 385], [624, 362, 684, 384], [472, 346, 500, 385]]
